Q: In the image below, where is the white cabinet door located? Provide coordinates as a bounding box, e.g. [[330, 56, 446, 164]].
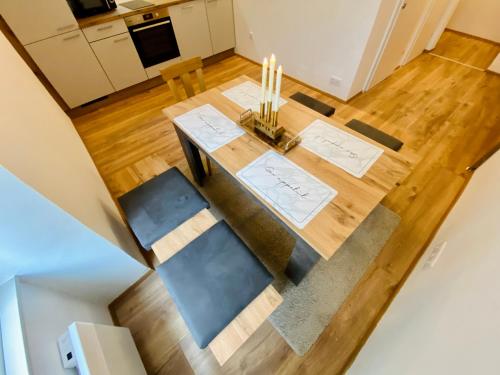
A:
[[0, 0, 78, 45], [169, 0, 214, 59], [91, 33, 148, 91], [205, 0, 235, 54], [25, 31, 115, 108]]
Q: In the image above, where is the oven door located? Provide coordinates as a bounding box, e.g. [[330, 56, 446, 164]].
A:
[[128, 17, 181, 68]]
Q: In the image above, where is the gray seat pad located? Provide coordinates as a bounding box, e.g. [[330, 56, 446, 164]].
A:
[[346, 119, 403, 151], [118, 167, 209, 250], [156, 221, 273, 348], [290, 92, 336, 117]]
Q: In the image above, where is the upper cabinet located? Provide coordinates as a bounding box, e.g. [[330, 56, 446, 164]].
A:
[[0, 0, 78, 45], [168, 0, 214, 59], [205, 0, 235, 55], [25, 30, 115, 108]]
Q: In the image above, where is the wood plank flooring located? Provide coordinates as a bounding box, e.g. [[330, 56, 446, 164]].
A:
[[432, 29, 499, 69], [72, 31, 500, 374]]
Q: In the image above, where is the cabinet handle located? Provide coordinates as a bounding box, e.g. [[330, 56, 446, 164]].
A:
[[206, 0, 217, 2], [62, 33, 80, 41], [181, 4, 194, 9], [113, 36, 129, 43], [97, 25, 113, 31], [57, 24, 76, 31], [132, 20, 171, 32]]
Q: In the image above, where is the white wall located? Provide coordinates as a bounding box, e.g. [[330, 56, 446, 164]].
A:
[[0, 167, 147, 303], [233, 0, 396, 100], [0, 31, 143, 265], [349, 150, 500, 374], [16, 280, 113, 375], [0, 325, 5, 375], [0, 279, 30, 375], [487, 53, 500, 74], [448, 0, 500, 42]]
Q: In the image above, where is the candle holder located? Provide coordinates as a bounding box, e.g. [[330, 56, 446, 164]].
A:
[[239, 108, 301, 154]]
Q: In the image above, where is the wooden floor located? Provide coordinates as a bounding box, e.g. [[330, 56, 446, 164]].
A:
[[73, 31, 500, 374], [432, 29, 499, 69]]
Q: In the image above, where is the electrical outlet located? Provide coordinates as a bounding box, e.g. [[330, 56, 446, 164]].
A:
[[330, 75, 342, 86], [424, 241, 447, 269]]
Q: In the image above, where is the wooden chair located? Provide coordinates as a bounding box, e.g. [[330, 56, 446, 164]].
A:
[[160, 57, 211, 175]]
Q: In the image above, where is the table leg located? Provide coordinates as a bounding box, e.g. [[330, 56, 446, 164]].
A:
[[174, 126, 206, 186], [284, 236, 321, 285], [201, 158, 321, 285]]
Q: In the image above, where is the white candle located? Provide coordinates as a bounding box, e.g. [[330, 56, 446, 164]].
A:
[[267, 54, 276, 104], [272, 65, 283, 111], [261, 57, 268, 103]]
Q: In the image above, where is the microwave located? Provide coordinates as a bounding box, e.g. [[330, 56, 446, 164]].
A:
[[66, 0, 117, 18]]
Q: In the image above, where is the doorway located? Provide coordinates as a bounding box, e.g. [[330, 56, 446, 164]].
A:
[[367, 0, 432, 88]]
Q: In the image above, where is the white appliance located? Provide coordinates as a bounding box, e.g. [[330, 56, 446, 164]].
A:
[[58, 322, 146, 375]]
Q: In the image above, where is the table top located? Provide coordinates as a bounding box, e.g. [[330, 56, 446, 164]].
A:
[[162, 76, 412, 260]]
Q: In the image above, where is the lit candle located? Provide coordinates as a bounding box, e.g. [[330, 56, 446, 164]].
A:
[[261, 57, 268, 104], [272, 65, 283, 112], [267, 54, 276, 105]]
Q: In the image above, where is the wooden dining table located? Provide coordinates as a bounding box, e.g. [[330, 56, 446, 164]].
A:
[[162, 75, 412, 285]]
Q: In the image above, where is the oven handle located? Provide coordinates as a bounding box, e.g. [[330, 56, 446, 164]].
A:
[[131, 20, 171, 33]]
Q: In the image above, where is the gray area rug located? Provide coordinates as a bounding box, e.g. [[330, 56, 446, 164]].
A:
[[198, 165, 400, 356]]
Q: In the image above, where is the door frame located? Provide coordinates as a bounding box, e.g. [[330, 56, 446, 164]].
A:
[[363, 0, 406, 91], [400, 0, 436, 65]]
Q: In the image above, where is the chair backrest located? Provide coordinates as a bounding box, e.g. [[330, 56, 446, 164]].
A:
[[160, 56, 206, 102]]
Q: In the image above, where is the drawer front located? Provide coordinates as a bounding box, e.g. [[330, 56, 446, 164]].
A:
[[83, 19, 128, 42]]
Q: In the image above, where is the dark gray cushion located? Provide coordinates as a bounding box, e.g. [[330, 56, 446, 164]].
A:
[[156, 221, 273, 348], [290, 92, 336, 117], [118, 167, 209, 250], [346, 119, 403, 151]]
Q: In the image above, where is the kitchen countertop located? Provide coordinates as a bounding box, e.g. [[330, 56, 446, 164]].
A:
[[77, 0, 189, 28]]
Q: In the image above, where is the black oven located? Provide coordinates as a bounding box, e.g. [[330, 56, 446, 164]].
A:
[[125, 9, 180, 69], [66, 0, 117, 18]]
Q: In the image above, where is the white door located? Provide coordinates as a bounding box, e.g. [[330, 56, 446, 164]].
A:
[[25, 31, 115, 108], [369, 0, 427, 88], [169, 0, 214, 59], [0, 0, 78, 45], [205, 0, 236, 54], [91, 33, 148, 91]]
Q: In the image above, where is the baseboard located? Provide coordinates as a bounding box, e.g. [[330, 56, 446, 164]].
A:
[[445, 28, 500, 46], [67, 49, 236, 119], [234, 53, 354, 104], [108, 269, 154, 326]]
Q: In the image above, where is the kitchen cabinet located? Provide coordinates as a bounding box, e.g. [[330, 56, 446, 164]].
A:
[[168, 0, 214, 59], [205, 0, 235, 54], [0, 0, 78, 45], [25, 30, 114, 108], [91, 33, 148, 91]]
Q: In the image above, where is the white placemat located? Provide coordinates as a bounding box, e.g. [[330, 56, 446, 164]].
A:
[[173, 104, 245, 153], [237, 151, 337, 229], [300, 119, 384, 178], [222, 81, 287, 112]]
